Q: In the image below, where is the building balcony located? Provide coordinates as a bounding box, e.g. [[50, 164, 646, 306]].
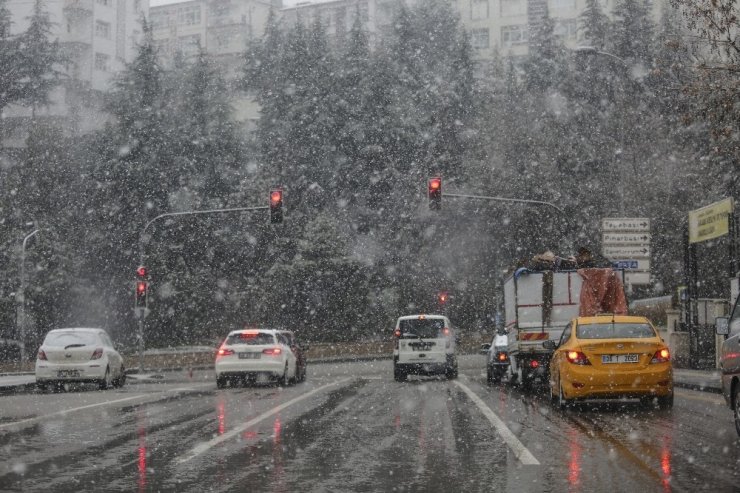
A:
[[64, 0, 93, 15]]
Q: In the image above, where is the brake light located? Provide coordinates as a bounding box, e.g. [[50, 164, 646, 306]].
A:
[[566, 351, 591, 365], [217, 348, 235, 357], [38, 349, 47, 361], [442, 327, 450, 336], [393, 329, 401, 338], [498, 352, 508, 362], [262, 347, 282, 356], [651, 348, 670, 364], [91, 348, 103, 360], [530, 360, 540, 369]]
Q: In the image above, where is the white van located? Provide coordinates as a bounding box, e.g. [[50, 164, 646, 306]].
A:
[[393, 314, 458, 381]]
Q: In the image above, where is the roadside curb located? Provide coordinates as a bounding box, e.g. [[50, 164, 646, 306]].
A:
[[673, 381, 723, 394]]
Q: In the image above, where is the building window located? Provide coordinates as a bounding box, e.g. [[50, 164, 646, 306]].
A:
[[95, 21, 111, 39], [96, 0, 110, 6], [178, 6, 201, 26], [470, 28, 490, 49], [550, 0, 577, 9], [500, 0, 526, 16], [554, 19, 577, 39], [471, 0, 489, 20], [178, 34, 201, 56], [94, 52, 110, 71], [501, 25, 528, 45], [209, 3, 230, 17]]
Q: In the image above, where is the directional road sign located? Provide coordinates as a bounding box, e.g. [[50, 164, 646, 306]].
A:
[[602, 218, 651, 232], [602, 233, 652, 245], [603, 245, 651, 258]]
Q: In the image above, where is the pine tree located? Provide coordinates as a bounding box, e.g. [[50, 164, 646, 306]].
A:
[[578, 0, 610, 50], [0, 0, 22, 116], [610, 0, 654, 63], [17, 0, 65, 114]]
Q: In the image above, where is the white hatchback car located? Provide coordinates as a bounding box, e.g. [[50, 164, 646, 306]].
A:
[[215, 329, 298, 388], [393, 314, 458, 381], [35, 328, 125, 391]]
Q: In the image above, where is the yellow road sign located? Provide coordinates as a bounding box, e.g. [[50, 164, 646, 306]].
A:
[[688, 198, 734, 244]]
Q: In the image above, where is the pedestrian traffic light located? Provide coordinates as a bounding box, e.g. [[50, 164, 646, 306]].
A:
[[428, 177, 441, 210], [135, 266, 148, 309], [270, 189, 283, 224]]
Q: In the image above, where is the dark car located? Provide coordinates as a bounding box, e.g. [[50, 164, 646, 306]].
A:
[[279, 330, 309, 382]]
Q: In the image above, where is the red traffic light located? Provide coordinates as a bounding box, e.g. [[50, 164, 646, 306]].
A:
[[438, 291, 448, 304], [136, 281, 147, 295], [270, 188, 283, 224], [270, 190, 283, 204], [428, 177, 442, 210], [136, 266, 147, 278]]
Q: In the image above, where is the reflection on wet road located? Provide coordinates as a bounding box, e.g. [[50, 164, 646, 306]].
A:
[[1, 357, 739, 492]]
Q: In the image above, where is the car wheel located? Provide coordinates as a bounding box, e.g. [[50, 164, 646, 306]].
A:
[[99, 367, 112, 391], [279, 363, 289, 387], [445, 364, 458, 380], [558, 380, 571, 410], [216, 376, 227, 389], [118, 367, 126, 388], [301, 365, 307, 383], [486, 365, 493, 385], [657, 392, 674, 410], [394, 365, 407, 382], [491, 368, 502, 384], [36, 381, 50, 393], [734, 385, 740, 436]]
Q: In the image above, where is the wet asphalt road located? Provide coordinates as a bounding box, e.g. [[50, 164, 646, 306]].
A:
[[1, 356, 739, 492]]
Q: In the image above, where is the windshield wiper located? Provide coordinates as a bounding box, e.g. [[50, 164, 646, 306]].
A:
[[64, 344, 86, 350]]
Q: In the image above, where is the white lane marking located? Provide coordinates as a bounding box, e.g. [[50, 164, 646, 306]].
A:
[[453, 381, 540, 466], [177, 377, 354, 464], [0, 384, 210, 431]]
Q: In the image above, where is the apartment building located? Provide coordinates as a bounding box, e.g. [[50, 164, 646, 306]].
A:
[[2, 0, 150, 145]]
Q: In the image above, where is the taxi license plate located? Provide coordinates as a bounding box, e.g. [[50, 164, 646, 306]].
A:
[[238, 352, 260, 360], [602, 354, 639, 364], [57, 370, 80, 378]]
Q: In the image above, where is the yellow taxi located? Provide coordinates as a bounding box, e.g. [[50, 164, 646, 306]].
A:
[[545, 315, 673, 409]]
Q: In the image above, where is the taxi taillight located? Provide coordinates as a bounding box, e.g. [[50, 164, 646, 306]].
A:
[[651, 348, 670, 364], [566, 351, 591, 365]]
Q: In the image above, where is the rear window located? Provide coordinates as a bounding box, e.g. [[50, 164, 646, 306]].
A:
[[576, 323, 656, 339], [44, 331, 99, 347], [398, 318, 447, 338], [226, 332, 275, 345]]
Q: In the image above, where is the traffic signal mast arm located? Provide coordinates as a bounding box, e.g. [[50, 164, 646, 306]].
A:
[[443, 192, 565, 214], [138, 205, 269, 266]]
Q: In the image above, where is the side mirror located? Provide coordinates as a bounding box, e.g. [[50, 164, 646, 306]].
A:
[[542, 340, 557, 350], [716, 317, 730, 336], [480, 343, 491, 354]]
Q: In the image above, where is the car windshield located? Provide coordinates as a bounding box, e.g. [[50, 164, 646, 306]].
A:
[[576, 323, 657, 339], [225, 333, 275, 346], [43, 332, 99, 347], [399, 319, 447, 338]]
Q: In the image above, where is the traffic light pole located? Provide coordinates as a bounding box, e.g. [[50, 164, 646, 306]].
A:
[[136, 205, 269, 372], [443, 192, 564, 214]]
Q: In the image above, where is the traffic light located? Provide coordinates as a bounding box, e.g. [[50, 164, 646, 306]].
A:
[[270, 189, 283, 224], [135, 266, 148, 309], [428, 177, 441, 210], [438, 291, 449, 305]]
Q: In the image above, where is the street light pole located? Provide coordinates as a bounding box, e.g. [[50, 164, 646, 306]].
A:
[[135, 205, 270, 372], [17, 229, 41, 364]]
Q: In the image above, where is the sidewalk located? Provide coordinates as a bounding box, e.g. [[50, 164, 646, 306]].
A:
[[672, 368, 723, 394]]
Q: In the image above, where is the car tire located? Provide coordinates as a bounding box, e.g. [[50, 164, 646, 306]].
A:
[[486, 365, 493, 385], [99, 367, 112, 391], [301, 365, 307, 383], [558, 380, 572, 409], [394, 365, 407, 382], [279, 363, 289, 387], [36, 381, 50, 393], [118, 367, 126, 388], [445, 364, 458, 380], [657, 392, 674, 410]]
